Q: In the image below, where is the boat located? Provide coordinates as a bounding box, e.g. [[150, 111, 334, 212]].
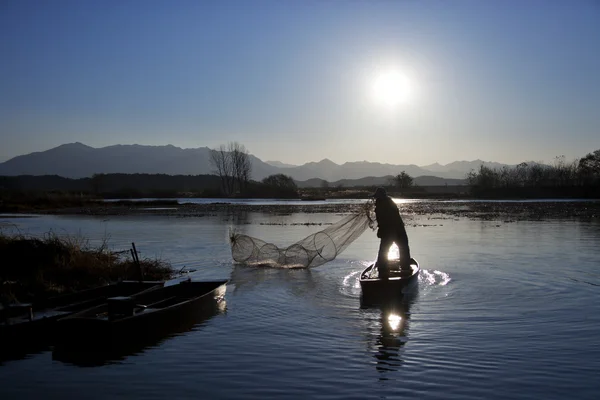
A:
[[53, 296, 227, 367], [359, 258, 420, 306], [55, 279, 227, 347], [0, 280, 164, 353]]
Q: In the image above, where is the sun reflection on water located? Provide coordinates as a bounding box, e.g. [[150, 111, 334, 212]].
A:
[[387, 313, 402, 331]]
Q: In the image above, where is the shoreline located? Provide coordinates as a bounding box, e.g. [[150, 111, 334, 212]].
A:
[[4, 199, 599, 221]]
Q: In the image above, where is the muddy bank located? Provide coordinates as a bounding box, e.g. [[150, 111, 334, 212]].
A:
[[32, 200, 600, 221]]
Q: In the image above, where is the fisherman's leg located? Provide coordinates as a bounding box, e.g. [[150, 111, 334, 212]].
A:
[[377, 237, 393, 264], [377, 237, 393, 278], [396, 228, 411, 268]]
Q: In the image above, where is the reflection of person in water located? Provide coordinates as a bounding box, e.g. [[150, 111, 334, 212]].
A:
[[373, 293, 416, 376]]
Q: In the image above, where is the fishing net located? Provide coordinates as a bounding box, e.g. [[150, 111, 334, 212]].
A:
[[230, 202, 375, 268]]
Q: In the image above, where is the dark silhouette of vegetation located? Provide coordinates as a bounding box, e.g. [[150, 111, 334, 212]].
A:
[[1, 149, 598, 205], [578, 149, 600, 187], [0, 191, 102, 213], [84, 173, 222, 197], [0, 232, 172, 304], [465, 151, 600, 198], [390, 171, 414, 190], [209, 142, 252, 196], [0, 174, 223, 209], [254, 174, 299, 198]]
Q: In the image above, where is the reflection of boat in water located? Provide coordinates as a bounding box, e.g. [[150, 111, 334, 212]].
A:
[[359, 258, 419, 307], [55, 279, 227, 349], [53, 298, 227, 367]]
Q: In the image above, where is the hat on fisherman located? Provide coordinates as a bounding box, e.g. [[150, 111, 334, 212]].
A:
[[373, 187, 387, 199]]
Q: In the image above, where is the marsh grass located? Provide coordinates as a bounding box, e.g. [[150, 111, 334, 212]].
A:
[[0, 232, 172, 304]]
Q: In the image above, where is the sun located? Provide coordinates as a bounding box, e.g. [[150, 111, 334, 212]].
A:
[[371, 69, 412, 109]]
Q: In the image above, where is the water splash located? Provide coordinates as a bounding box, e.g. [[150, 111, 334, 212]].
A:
[[343, 270, 363, 290], [420, 269, 451, 286]]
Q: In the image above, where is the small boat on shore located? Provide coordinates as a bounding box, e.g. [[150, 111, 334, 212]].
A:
[[55, 279, 227, 347], [1, 280, 164, 350], [359, 258, 420, 306]]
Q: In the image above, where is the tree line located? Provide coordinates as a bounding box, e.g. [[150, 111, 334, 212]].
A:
[[2, 143, 598, 200], [0, 174, 222, 198], [465, 150, 600, 198]]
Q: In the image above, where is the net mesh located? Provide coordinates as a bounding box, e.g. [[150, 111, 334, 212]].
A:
[[230, 202, 375, 268]]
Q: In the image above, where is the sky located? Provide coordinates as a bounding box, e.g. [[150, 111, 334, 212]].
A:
[[1, 0, 599, 166]]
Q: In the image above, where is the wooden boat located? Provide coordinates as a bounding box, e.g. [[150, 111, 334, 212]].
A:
[[0, 280, 164, 351], [53, 296, 227, 367], [359, 258, 420, 306], [55, 279, 227, 347]]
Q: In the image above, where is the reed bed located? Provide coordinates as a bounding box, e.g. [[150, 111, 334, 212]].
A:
[[0, 232, 172, 304]]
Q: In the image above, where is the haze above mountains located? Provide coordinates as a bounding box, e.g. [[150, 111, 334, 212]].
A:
[[0, 143, 516, 184]]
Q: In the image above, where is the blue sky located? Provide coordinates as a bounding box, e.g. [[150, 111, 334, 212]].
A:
[[1, 0, 598, 165]]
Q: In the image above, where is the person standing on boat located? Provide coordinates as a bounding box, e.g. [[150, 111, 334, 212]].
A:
[[373, 187, 411, 278]]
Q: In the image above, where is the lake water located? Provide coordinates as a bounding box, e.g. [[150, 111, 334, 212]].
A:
[[1, 203, 600, 399]]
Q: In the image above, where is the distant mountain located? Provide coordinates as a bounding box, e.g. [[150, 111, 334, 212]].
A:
[[0, 143, 513, 181], [0, 143, 280, 179], [421, 162, 446, 172], [265, 160, 298, 168], [421, 159, 509, 178]]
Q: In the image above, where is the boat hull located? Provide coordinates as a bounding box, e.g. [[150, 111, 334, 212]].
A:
[[1, 280, 163, 359], [359, 258, 419, 306], [55, 279, 227, 348]]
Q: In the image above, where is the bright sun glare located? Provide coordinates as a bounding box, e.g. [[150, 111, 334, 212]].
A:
[[371, 69, 412, 109]]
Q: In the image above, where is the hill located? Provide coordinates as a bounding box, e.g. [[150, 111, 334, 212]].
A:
[[0, 143, 511, 181]]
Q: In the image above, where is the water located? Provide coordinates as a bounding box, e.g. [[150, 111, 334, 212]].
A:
[[1, 205, 600, 399]]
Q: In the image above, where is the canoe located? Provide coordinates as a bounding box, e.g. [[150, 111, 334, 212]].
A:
[[55, 279, 227, 347], [0, 280, 164, 352], [359, 258, 420, 306]]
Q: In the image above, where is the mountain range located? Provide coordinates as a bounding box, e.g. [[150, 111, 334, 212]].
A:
[[0, 143, 514, 184]]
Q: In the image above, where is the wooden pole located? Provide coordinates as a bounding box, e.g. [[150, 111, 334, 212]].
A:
[[131, 243, 143, 282]]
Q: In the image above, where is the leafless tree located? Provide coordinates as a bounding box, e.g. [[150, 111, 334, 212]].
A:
[[210, 145, 234, 195], [209, 142, 252, 196], [230, 142, 252, 194]]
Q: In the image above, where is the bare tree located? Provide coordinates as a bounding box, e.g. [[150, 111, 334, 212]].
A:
[[210, 145, 234, 195], [229, 142, 252, 194], [209, 142, 252, 196]]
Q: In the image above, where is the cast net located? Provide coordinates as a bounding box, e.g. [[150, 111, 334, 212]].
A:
[[229, 201, 375, 268]]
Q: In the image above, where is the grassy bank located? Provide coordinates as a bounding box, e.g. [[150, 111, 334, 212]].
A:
[[0, 232, 173, 305], [0, 192, 104, 213], [0, 193, 180, 213]]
